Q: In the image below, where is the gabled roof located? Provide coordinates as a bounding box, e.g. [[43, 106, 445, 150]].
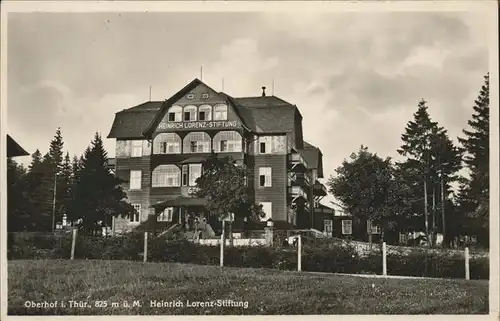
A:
[[108, 79, 303, 138], [143, 78, 214, 138], [7, 135, 29, 157], [107, 102, 162, 138]]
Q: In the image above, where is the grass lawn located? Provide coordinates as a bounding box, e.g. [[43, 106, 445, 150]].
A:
[[8, 259, 488, 315]]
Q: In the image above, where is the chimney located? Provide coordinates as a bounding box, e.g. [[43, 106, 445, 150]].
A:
[[261, 86, 266, 97]]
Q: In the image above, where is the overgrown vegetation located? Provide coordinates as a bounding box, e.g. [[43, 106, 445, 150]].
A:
[[8, 232, 489, 280]]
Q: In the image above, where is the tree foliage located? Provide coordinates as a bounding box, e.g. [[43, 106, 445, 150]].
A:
[[195, 152, 264, 222], [67, 133, 134, 234], [327, 146, 400, 245], [457, 73, 490, 245]]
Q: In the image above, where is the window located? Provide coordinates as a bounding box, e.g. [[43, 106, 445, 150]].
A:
[[342, 220, 352, 235], [152, 165, 180, 187], [130, 204, 141, 223], [399, 232, 408, 244], [167, 106, 182, 122], [260, 202, 272, 221], [214, 104, 228, 120], [367, 222, 381, 234], [188, 164, 202, 186], [201, 93, 209, 99], [182, 165, 188, 186], [187, 93, 195, 100], [220, 140, 228, 152], [198, 105, 212, 121], [157, 207, 173, 222], [259, 167, 272, 187], [213, 131, 242, 152], [324, 220, 333, 234], [190, 141, 197, 153], [130, 140, 143, 157], [116, 140, 131, 158], [154, 133, 181, 154], [183, 105, 197, 122], [183, 132, 211, 153], [129, 170, 142, 190], [259, 137, 271, 154]]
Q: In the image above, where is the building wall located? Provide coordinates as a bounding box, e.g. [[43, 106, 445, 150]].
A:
[[114, 139, 152, 232]]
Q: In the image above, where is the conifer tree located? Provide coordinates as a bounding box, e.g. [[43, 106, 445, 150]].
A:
[[457, 73, 490, 246], [7, 158, 29, 231], [398, 99, 462, 247], [69, 133, 134, 235]]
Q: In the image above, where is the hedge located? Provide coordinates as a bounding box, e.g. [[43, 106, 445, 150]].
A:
[[7, 232, 489, 280]]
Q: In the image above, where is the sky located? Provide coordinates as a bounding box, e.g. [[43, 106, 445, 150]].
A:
[[6, 9, 491, 209]]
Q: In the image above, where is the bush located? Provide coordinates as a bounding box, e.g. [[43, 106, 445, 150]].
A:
[[7, 232, 490, 280]]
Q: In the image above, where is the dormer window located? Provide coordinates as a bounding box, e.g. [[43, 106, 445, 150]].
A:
[[184, 105, 197, 122], [167, 106, 182, 122], [187, 93, 195, 100], [214, 104, 228, 121], [198, 105, 212, 121]]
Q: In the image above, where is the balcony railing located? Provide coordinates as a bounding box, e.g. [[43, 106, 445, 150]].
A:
[[313, 181, 328, 196], [288, 152, 308, 170], [288, 172, 311, 187], [288, 186, 307, 201]]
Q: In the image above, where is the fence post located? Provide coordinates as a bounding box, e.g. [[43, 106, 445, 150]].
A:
[[465, 247, 470, 280], [143, 232, 148, 263], [220, 221, 225, 267], [297, 235, 302, 272], [382, 242, 387, 276], [70, 228, 77, 260]]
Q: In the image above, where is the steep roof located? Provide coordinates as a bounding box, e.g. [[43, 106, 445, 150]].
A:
[[142, 78, 213, 138], [229, 95, 298, 133], [299, 141, 324, 178], [108, 79, 302, 138], [107, 101, 162, 139], [7, 135, 29, 157]]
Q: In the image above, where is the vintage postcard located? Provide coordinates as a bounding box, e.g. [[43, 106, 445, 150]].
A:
[[1, 0, 498, 319]]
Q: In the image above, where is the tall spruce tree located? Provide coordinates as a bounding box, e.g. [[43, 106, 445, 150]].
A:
[[457, 73, 490, 246], [398, 99, 437, 245], [69, 133, 134, 235], [47, 128, 66, 227], [398, 99, 462, 247]]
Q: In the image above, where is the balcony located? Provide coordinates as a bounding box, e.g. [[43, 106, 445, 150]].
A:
[[288, 186, 308, 202], [313, 181, 328, 197], [288, 152, 308, 171], [288, 172, 311, 187]]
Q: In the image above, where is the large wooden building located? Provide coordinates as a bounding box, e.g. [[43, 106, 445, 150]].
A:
[[107, 78, 332, 235]]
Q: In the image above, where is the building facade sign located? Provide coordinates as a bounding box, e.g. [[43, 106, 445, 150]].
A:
[[157, 120, 239, 131], [181, 186, 200, 197]]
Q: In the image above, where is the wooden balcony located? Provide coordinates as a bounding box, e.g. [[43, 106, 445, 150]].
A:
[[313, 181, 328, 197], [288, 186, 308, 203], [288, 152, 308, 171]]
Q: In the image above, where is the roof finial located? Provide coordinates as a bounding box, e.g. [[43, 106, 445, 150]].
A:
[[262, 86, 266, 97]]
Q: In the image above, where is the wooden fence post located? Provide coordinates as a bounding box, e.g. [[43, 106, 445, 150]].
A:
[[465, 247, 470, 280], [382, 242, 387, 276], [143, 232, 148, 263], [220, 220, 225, 267], [70, 228, 77, 260], [298, 235, 302, 272]]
